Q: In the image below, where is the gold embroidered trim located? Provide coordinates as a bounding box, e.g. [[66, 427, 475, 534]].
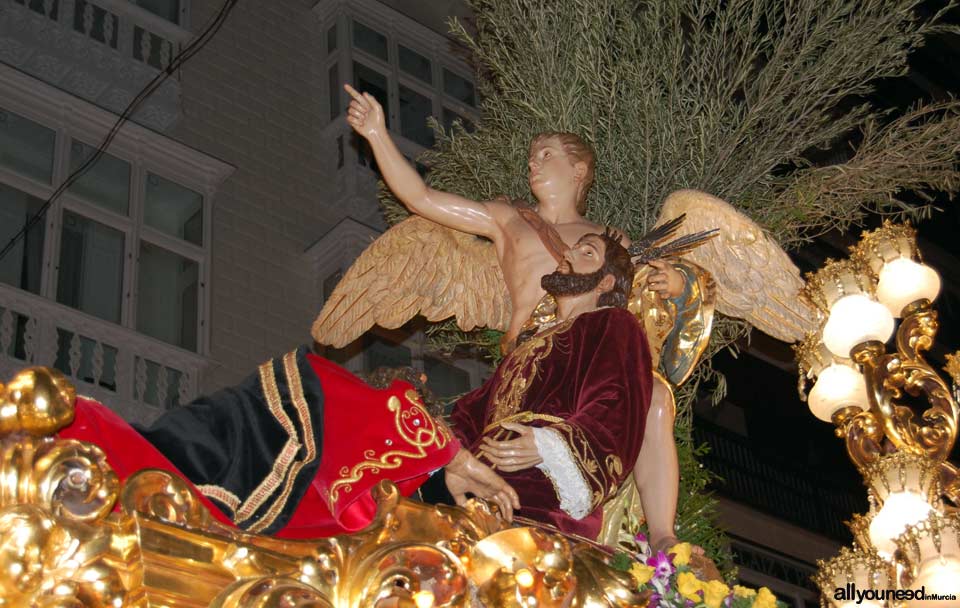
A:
[[328, 390, 449, 510], [283, 351, 316, 463], [197, 485, 241, 517], [489, 317, 574, 424], [235, 359, 300, 523], [248, 461, 305, 533], [481, 411, 565, 436], [247, 352, 319, 533]]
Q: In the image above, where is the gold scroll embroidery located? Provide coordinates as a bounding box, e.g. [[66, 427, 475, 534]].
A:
[[328, 390, 450, 510], [488, 317, 574, 425], [481, 411, 565, 436]]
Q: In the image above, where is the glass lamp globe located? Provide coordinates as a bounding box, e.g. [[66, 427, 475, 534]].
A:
[[876, 258, 941, 318], [898, 514, 960, 608], [868, 491, 934, 560], [815, 547, 892, 608], [822, 294, 895, 358], [808, 363, 868, 422], [906, 557, 960, 608]]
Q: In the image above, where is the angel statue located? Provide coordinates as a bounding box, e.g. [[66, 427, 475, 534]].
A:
[[313, 85, 820, 552]]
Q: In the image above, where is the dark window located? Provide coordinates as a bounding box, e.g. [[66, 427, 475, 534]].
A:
[[399, 85, 434, 148], [399, 45, 432, 84], [0, 183, 45, 295], [353, 20, 387, 61], [326, 23, 337, 54], [443, 69, 476, 106], [328, 63, 341, 120]]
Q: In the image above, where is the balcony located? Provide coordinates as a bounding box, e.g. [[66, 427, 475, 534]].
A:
[[0, 283, 209, 425], [694, 419, 868, 542], [0, 0, 189, 131]]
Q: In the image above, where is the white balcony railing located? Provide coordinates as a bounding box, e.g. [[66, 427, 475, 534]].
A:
[[14, 0, 190, 71], [1, 0, 187, 130], [0, 283, 209, 425]]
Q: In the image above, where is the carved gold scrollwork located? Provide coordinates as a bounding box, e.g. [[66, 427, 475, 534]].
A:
[[831, 406, 884, 471], [0, 434, 119, 524], [0, 367, 679, 607], [210, 577, 335, 608], [850, 300, 959, 465], [940, 460, 960, 510], [121, 468, 212, 529], [0, 505, 139, 607], [0, 368, 76, 437], [346, 543, 469, 607]]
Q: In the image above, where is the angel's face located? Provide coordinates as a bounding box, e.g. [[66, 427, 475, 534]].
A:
[[528, 139, 582, 203], [560, 235, 606, 275]]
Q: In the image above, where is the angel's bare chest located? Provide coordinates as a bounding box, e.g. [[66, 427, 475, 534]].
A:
[[498, 218, 601, 291]]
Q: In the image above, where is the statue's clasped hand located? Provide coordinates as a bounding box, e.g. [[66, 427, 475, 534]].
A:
[[646, 259, 685, 300], [445, 448, 521, 522], [479, 422, 544, 472]]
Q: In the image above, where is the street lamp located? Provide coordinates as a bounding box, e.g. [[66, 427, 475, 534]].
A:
[[796, 222, 960, 607]]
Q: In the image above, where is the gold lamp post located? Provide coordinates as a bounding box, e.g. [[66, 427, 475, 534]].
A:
[[796, 221, 960, 607]]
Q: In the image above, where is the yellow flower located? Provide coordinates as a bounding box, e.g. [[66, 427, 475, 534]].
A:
[[630, 563, 655, 586], [752, 587, 778, 608], [668, 542, 693, 566], [676, 571, 704, 603], [703, 580, 731, 608], [734, 585, 757, 598]]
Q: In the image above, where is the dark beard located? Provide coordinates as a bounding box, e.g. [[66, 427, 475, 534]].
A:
[[541, 268, 605, 298]]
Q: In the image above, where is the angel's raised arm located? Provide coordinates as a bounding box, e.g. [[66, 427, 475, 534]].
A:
[[345, 84, 504, 239]]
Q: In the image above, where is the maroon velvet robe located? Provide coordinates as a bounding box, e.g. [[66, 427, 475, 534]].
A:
[[450, 307, 653, 539]]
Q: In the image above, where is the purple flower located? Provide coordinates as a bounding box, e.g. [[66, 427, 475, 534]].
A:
[[634, 532, 648, 543], [647, 592, 661, 608], [645, 550, 674, 582], [685, 600, 696, 608]]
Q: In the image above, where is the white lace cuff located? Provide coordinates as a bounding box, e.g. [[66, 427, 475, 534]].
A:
[[532, 427, 592, 519]]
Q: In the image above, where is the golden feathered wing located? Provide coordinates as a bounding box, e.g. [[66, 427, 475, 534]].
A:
[[655, 189, 820, 342], [311, 216, 511, 348]]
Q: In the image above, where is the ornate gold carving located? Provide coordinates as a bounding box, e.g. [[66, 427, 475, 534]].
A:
[[0, 375, 118, 524], [211, 577, 335, 608], [0, 504, 142, 607], [122, 469, 214, 530], [850, 300, 958, 464], [0, 367, 76, 436], [0, 367, 681, 607], [944, 351, 960, 387], [818, 298, 960, 512]]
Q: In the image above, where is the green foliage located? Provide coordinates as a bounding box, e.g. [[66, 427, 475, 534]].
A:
[[610, 550, 635, 572], [379, 0, 960, 576]]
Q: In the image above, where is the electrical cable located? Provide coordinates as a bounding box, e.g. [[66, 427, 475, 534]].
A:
[[0, 0, 240, 263]]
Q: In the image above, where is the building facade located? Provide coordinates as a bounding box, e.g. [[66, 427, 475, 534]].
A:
[[0, 0, 483, 424]]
